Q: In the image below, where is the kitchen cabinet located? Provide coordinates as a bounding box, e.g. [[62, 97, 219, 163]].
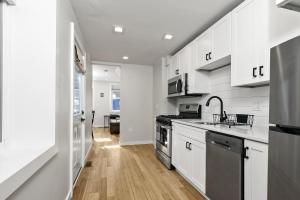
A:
[[172, 123, 206, 193], [168, 48, 188, 79], [195, 13, 231, 71], [244, 140, 268, 200], [167, 44, 210, 94], [168, 53, 179, 79], [197, 30, 212, 69], [231, 0, 270, 86]]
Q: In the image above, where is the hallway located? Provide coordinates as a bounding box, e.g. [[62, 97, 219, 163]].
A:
[[72, 128, 205, 200]]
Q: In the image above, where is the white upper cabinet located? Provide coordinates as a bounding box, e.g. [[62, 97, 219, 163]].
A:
[[231, 0, 269, 87], [244, 140, 268, 200], [167, 48, 188, 79], [195, 13, 231, 70], [197, 30, 212, 68], [168, 53, 179, 78], [178, 47, 188, 75], [210, 13, 231, 65]]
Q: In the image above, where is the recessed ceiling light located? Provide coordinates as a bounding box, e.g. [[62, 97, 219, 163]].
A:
[[122, 56, 129, 60], [113, 25, 124, 33], [163, 34, 174, 40]]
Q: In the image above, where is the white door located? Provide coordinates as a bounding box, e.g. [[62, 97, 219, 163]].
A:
[[73, 45, 85, 183], [244, 140, 268, 200]]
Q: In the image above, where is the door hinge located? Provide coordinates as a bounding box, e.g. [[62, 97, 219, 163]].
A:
[[5, 0, 16, 6]]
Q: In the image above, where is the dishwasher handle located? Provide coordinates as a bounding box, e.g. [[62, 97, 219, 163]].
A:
[[210, 140, 231, 150]]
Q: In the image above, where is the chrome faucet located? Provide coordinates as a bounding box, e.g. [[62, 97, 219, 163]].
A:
[[205, 96, 227, 122]]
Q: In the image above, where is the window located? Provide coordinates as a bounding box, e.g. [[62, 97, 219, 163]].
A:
[[111, 84, 120, 112]]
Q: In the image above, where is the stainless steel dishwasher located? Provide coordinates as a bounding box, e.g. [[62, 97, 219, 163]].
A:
[[206, 131, 244, 200]]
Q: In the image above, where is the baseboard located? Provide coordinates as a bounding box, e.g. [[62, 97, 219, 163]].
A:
[[65, 189, 72, 200], [93, 125, 104, 128], [120, 140, 154, 146], [84, 143, 92, 163]]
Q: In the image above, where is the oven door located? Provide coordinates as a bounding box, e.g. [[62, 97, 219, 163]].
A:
[[156, 124, 171, 156]]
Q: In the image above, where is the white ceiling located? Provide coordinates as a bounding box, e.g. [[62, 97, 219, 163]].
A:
[[93, 64, 121, 82], [71, 0, 243, 65]]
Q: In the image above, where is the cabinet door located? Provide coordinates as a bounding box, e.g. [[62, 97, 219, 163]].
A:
[[231, 0, 269, 86], [211, 13, 231, 62], [190, 140, 206, 193], [177, 135, 190, 177], [244, 140, 268, 200], [231, 0, 255, 86], [178, 47, 189, 74], [191, 40, 199, 70], [171, 132, 180, 167], [253, 0, 269, 83], [197, 30, 212, 68], [170, 54, 179, 77]]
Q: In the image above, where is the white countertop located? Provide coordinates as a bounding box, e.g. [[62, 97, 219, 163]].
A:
[[172, 119, 269, 144]]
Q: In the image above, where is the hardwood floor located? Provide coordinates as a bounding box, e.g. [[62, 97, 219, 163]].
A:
[[72, 128, 205, 200]]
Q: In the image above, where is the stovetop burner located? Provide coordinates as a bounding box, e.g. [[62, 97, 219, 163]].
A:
[[156, 104, 202, 125]]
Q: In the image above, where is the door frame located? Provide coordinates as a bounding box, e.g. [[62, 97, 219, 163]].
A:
[[69, 22, 87, 197]]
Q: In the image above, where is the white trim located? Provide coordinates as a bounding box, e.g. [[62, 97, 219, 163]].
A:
[[0, 145, 57, 200], [120, 140, 154, 146], [65, 190, 72, 200], [84, 142, 92, 164], [69, 22, 75, 199], [68, 142, 92, 200], [93, 124, 106, 128]]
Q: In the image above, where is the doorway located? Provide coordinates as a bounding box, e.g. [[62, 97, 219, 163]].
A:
[[92, 64, 121, 144]]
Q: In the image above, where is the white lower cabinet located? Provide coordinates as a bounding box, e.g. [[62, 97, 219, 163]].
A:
[[190, 140, 206, 192], [172, 123, 206, 193], [244, 140, 268, 200]]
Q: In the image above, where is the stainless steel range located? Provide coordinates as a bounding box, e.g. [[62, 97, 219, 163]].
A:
[[155, 104, 201, 169]]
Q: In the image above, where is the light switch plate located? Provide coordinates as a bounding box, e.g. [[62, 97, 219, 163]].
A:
[[6, 0, 16, 5]]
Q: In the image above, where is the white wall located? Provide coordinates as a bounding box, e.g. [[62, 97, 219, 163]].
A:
[[178, 66, 269, 128], [269, 0, 300, 47], [93, 81, 111, 127], [84, 55, 93, 157], [120, 64, 154, 145], [7, 0, 92, 199], [2, 0, 56, 145]]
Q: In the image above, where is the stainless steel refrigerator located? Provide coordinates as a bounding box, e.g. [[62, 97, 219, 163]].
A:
[[269, 35, 300, 200]]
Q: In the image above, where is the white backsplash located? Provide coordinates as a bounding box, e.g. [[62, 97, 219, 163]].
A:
[[178, 66, 269, 128]]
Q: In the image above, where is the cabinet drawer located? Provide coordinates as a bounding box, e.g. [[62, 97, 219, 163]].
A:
[[173, 122, 206, 143]]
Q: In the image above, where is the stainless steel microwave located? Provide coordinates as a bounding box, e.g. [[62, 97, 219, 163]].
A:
[[168, 73, 187, 97]]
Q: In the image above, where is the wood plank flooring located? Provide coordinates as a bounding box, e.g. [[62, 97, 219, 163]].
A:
[[72, 128, 205, 200]]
